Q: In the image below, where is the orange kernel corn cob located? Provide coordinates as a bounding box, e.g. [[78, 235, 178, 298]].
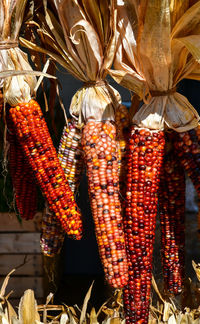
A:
[[159, 141, 185, 295], [41, 119, 84, 256], [7, 114, 37, 220], [82, 120, 128, 288], [115, 104, 130, 192], [9, 100, 82, 239], [123, 127, 165, 324]]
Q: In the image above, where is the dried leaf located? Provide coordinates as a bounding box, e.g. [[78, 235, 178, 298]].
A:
[[89, 308, 98, 324], [18, 290, 40, 324], [60, 313, 69, 324], [0, 269, 15, 299], [192, 261, 200, 282], [80, 281, 94, 324]]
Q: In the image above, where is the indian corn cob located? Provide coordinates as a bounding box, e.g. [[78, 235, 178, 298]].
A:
[[41, 118, 84, 256], [9, 99, 82, 239], [173, 127, 200, 240], [198, 202, 200, 238], [58, 119, 84, 192], [7, 114, 37, 220], [0, 89, 3, 118], [123, 127, 165, 324], [40, 204, 65, 256], [159, 138, 185, 295], [115, 104, 130, 193], [173, 126, 200, 194], [82, 120, 128, 288]]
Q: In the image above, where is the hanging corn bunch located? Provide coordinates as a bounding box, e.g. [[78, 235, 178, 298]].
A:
[[159, 135, 185, 295], [108, 0, 200, 322], [0, 0, 82, 239], [23, 0, 129, 288], [41, 118, 84, 256]]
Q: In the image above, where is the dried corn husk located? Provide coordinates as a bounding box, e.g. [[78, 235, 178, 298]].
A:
[[21, 0, 121, 123], [109, 0, 200, 132], [0, 0, 37, 105]]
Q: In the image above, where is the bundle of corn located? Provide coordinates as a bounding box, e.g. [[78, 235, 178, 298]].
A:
[[0, 0, 82, 239], [22, 0, 129, 289], [108, 0, 200, 322], [41, 118, 84, 256], [159, 135, 185, 295]]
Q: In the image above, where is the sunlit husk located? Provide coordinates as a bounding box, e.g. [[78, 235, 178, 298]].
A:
[[109, 0, 200, 132], [0, 0, 36, 105]]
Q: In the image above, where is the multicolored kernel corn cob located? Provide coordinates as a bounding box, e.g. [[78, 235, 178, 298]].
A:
[[9, 100, 82, 239], [82, 120, 128, 288], [123, 127, 165, 324], [7, 114, 37, 220], [41, 119, 84, 256], [115, 104, 130, 192], [58, 119, 84, 193], [159, 139, 185, 295], [40, 204, 66, 256]]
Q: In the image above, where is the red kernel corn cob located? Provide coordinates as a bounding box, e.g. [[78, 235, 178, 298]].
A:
[[7, 115, 37, 220], [159, 140, 185, 295], [0, 89, 3, 118], [115, 104, 130, 192], [9, 100, 82, 239], [173, 127, 200, 233], [41, 119, 84, 256], [123, 127, 165, 324], [82, 120, 128, 288]]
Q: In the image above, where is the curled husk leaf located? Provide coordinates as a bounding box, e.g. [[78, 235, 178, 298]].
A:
[[0, 0, 36, 105]]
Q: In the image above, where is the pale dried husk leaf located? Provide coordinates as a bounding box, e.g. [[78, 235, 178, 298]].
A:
[[0, 0, 37, 105], [70, 84, 121, 123], [109, 0, 200, 132], [23, 0, 120, 122], [133, 92, 199, 131], [18, 290, 40, 324]]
